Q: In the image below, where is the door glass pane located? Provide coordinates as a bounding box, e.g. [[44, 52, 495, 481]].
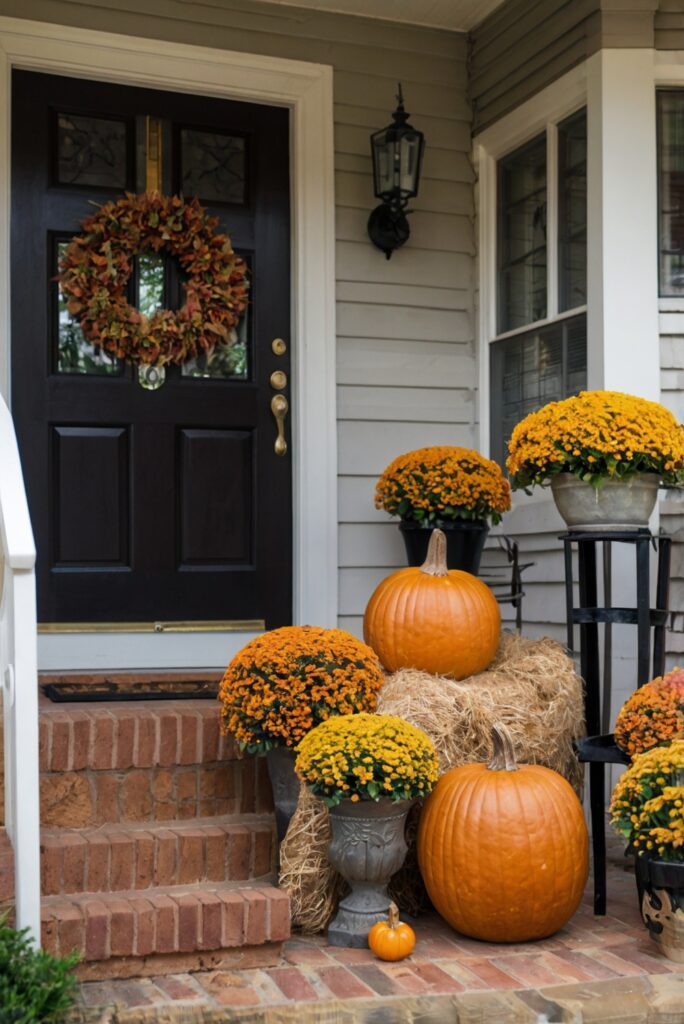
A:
[[490, 313, 587, 468], [181, 306, 249, 380], [56, 112, 129, 189], [558, 108, 587, 311], [55, 241, 120, 375], [498, 134, 547, 333], [136, 252, 165, 318], [180, 128, 246, 205], [658, 91, 684, 296]]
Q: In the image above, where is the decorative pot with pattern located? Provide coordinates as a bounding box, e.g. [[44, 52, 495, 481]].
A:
[[550, 473, 660, 532], [326, 797, 413, 947], [635, 853, 684, 962]]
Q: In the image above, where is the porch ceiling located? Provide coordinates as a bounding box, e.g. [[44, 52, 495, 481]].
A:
[[260, 0, 506, 32]]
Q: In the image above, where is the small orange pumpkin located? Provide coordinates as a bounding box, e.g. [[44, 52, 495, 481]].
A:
[[417, 725, 588, 943], [368, 903, 416, 961], [364, 528, 500, 679]]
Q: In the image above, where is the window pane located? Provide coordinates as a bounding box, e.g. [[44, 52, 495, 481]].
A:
[[490, 314, 587, 468], [558, 109, 587, 311], [497, 134, 547, 333], [658, 91, 684, 296], [56, 113, 129, 190], [180, 128, 246, 205], [55, 241, 120, 375]]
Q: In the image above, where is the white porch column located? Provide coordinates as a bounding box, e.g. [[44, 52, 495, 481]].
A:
[[586, 49, 660, 399]]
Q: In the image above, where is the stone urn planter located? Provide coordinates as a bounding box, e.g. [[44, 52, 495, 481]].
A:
[[399, 519, 489, 573], [326, 798, 413, 948], [550, 473, 660, 532], [635, 854, 684, 962], [265, 747, 300, 842]]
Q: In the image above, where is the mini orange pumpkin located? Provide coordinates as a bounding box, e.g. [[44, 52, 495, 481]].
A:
[[417, 725, 588, 943], [364, 528, 500, 679], [368, 903, 416, 961]]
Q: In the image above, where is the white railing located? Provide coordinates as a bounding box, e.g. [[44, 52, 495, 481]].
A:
[[0, 396, 40, 943]]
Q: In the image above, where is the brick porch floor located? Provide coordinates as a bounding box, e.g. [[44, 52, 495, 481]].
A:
[[69, 850, 684, 1022]]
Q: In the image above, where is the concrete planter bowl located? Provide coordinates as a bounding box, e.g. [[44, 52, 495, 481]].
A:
[[326, 797, 413, 948], [550, 472, 660, 532]]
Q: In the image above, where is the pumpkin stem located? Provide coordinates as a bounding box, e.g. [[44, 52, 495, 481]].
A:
[[487, 724, 519, 772], [388, 902, 400, 929], [420, 529, 449, 577]]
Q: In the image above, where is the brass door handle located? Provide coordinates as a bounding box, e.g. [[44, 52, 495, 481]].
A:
[[271, 394, 288, 456]]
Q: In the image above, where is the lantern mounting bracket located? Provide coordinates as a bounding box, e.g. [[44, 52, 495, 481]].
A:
[[367, 202, 411, 260]]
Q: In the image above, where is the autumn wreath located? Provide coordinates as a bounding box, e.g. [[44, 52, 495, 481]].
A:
[[58, 191, 248, 366]]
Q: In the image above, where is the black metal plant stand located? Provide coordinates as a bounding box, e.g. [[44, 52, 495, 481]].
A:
[[562, 529, 672, 915]]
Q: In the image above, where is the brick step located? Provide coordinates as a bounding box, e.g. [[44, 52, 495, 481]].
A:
[[31, 698, 273, 829], [41, 817, 276, 896], [38, 693, 234, 773], [40, 882, 290, 978]]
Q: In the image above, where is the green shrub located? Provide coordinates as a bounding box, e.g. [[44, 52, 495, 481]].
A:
[[0, 913, 79, 1023]]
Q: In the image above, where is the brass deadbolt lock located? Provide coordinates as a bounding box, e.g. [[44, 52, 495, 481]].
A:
[[272, 338, 287, 356]]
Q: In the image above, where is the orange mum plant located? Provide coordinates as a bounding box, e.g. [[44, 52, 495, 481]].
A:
[[374, 446, 511, 526], [614, 669, 684, 758], [218, 626, 384, 754], [507, 390, 684, 492]]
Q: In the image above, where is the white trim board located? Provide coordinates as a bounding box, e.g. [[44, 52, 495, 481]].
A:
[[0, 17, 338, 670]]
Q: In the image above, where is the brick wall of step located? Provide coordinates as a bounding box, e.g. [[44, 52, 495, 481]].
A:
[[1, 693, 291, 980]]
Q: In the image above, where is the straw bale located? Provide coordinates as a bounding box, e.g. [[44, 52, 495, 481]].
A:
[[279, 632, 585, 933]]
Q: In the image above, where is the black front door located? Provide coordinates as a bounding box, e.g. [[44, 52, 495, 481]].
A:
[[11, 71, 291, 629]]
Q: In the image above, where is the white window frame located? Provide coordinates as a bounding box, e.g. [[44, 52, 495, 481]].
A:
[[474, 64, 588, 460], [654, 56, 684, 324]]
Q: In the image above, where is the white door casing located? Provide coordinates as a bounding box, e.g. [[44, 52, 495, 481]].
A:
[[0, 17, 337, 669]]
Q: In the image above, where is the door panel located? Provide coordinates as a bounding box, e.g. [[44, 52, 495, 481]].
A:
[[178, 428, 254, 567], [11, 70, 292, 629], [52, 426, 129, 566]]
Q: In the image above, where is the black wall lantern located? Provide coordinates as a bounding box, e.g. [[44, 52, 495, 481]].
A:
[[368, 84, 425, 259]]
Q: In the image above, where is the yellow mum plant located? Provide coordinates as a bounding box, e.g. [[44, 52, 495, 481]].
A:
[[610, 741, 684, 861], [615, 669, 684, 758], [218, 626, 384, 754], [295, 712, 439, 807], [375, 446, 511, 526], [507, 390, 684, 491]]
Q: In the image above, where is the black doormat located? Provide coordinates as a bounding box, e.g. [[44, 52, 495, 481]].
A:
[[42, 680, 219, 703]]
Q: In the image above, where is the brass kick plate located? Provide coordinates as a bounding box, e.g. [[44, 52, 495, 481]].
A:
[[38, 620, 265, 634]]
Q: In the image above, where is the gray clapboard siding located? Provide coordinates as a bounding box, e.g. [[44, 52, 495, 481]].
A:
[[338, 423, 476, 477], [337, 386, 474, 424], [336, 304, 472, 343], [469, 0, 659, 133], [335, 282, 472, 310], [7, 0, 476, 630], [337, 339, 476, 389], [656, 1, 684, 50], [336, 208, 475, 254]]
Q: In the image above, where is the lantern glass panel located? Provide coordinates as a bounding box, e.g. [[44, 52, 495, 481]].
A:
[[372, 130, 393, 197], [399, 133, 422, 198]]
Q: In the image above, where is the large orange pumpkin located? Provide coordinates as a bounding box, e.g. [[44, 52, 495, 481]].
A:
[[417, 725, 588, 942], [363, 528, 500, 679]]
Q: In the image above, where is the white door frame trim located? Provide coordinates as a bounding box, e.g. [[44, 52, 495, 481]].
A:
[[0, 17, 338, 668]]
